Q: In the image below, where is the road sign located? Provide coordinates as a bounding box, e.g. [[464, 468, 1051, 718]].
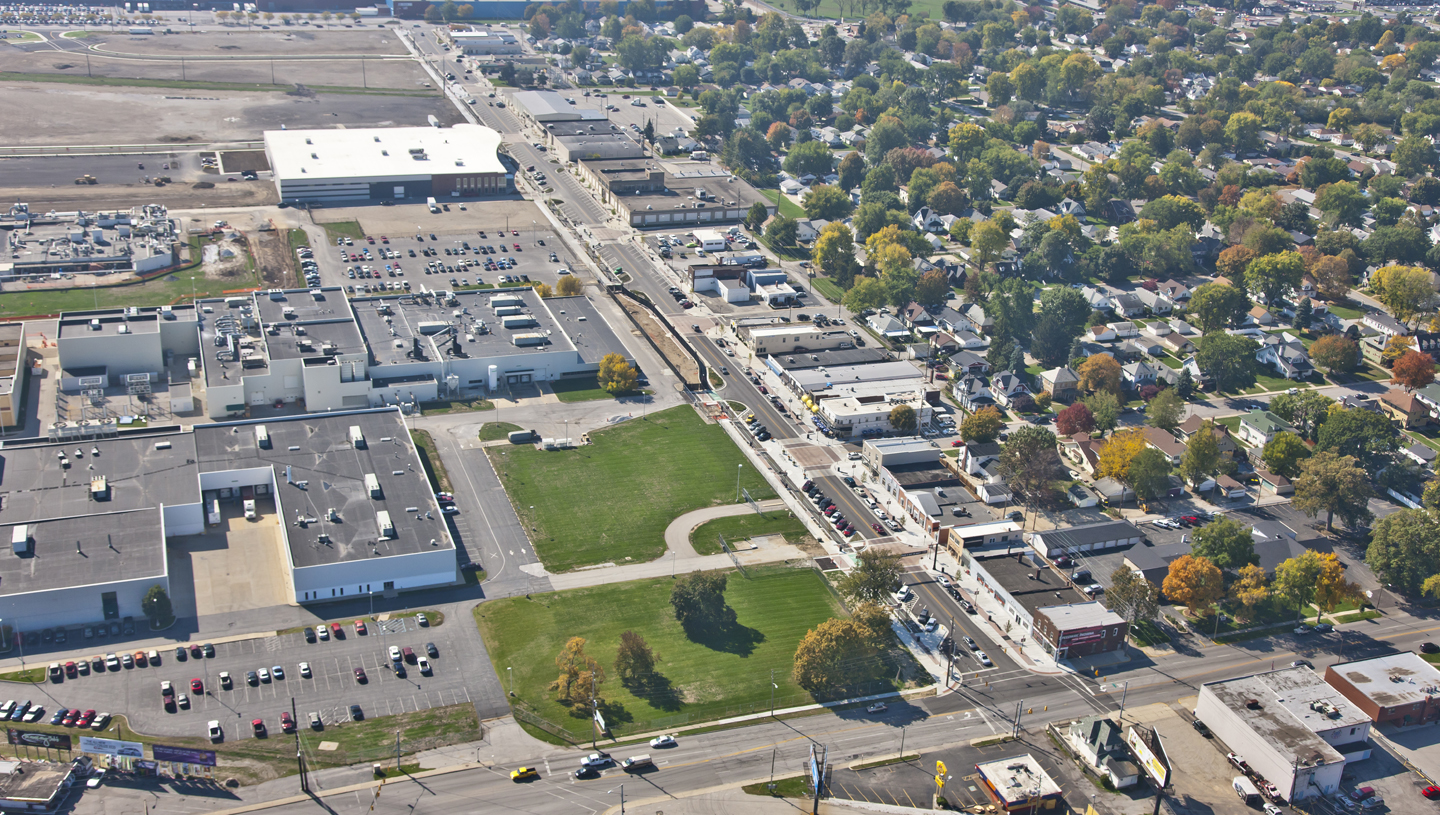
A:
[[936, 759, 947, 789]]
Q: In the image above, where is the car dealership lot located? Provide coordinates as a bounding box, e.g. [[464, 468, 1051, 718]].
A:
[[18, 620, 484, 739]]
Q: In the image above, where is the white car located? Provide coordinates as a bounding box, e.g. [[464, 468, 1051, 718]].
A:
[[207, 720, 222, 741], [389, 645, 402, 662], [977, 652, 992, 667], [299, 662, 312, 678], [936, 574, 951, 588], [866, 702, 888, 713], [649, 735, 676, 748], [257, 668, 270, 682], [1263, 804, 1283, 815]]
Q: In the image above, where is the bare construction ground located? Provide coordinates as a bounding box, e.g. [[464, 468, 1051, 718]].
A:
[[0, 82, 456, 146], [313, 199, 554, 237], [74, 28, 408, 58], [0, 179, 278, 212]]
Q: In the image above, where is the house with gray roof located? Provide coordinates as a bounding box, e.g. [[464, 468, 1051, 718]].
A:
[[1237, 410, 1295, 447]]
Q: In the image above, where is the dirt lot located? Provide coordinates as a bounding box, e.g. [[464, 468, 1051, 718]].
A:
[[0, 82, 454, 145], [0, 179, 277, 212], [247, 228, 295, 288], [78, 28, 408, 58], [619, 295, 701, 387], [313, 199, 551, 237], [219, 150, 270, 173]]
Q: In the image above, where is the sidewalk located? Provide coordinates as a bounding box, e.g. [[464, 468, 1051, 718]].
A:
[[929, 546, 1066, 676]]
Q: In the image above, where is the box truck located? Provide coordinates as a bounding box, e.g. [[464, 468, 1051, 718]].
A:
[[427, 197, 440, 213]]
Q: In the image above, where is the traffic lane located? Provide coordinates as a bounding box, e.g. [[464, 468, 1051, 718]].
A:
[[510, 143, 606, 224], [692, 338, 796, 438], [814, 475, 881, 541], [904, 576, 1019, 676]]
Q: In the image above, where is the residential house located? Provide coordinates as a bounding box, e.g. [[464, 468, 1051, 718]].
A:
[[955, 375, 996, 412], [1380, 389, 1430, 428], [949, 349, 991, 377], [1244, 305, 1274, 327], [958, 441, 1002, 477], [961, 304, 993, 336], [930, 332, 963, 357], [1079, 286, 1112, 311], [989, 371, 1032, 408], [1089, 325, 1118, 343], [1415, 383, 1440, 421], [1038, 366, 1080, 403], [1158, 332, 1196, 355], [1177, 414, 1240, 459], [1157, 279, 1191, 302], [1215, 474, 1248, 499], [1237, 410, 1295, 448], [912, 207, 948, 232], [1257, 335, 1313, 380], [1254, 467, 1293, 496], [1142, 426, 1186, 464], [1168, 318, 1197, 335], [1107, 199, 1138, 223], [901, 302, 936, 332], [1363, 312, 1411, 343], [793, 219, 828, 243], [1404, 443, 1437, 469], [1136, 289, 1174, 316], [1130, 336, 1164, 357], [1067, 716, 1140, 790], [1058, 198, 1087, 219], [1061, 432, 1106, 476], [1107, 321, 1140, 339], [1110, 293, 1146, 319], [1123, 361, 1158, 389], [867, 313, 910, 338]]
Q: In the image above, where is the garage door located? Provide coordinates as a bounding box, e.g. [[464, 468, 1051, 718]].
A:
[[250, 393, 266, 405]]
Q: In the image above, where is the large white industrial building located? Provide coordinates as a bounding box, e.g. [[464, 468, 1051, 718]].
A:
[[0, 408, 455, 630], [263, 125, 513, 203]]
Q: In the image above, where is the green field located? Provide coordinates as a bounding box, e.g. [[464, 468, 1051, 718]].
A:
[[410, 429, 451, 494], [477, 421, 524, 442], [550, 375, 648, 403], [811, 276, 846, 304], [475, 567, 855, 737], [1326, 300, 1364, 320], [0, 237, 259, 319], [690, 510, 812, 556], [319, 220, 367, 243], [486, 406, 774, 571]]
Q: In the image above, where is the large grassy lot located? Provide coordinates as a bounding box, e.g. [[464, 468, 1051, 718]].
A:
[[487, 407, 774, 571], [475, 566, 851, 737], [690, 511, 812, 556]]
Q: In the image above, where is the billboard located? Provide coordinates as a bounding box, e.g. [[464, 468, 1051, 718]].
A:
[[1126, 725, 1170, 788], [7, 729, 71, 750], [152, 744, 217, 767], [79, 736, 144, 758]]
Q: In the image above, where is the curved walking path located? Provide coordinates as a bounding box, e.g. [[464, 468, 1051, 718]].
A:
[[664, 498, 789, 558]]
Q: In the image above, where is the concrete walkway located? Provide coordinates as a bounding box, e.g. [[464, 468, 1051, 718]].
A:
[[664, 498, 789, 558]]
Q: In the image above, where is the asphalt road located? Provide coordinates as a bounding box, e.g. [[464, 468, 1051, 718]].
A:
[[15, 621, 489, 739], [811, 475, 882, 543], [0, 152, 207, 186], [901, 572, 1019, 678]]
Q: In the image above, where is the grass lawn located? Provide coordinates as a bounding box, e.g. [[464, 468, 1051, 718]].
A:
[[478, 422, 524, 442], [757, 187, 807, 220], [409, 429, 451, 494], [1250, 373, 1310, 393], [744, 775, 813, 798], [811, 276, 846, 304], [1216, 415, 1244, 435], [417, 397, 494, 415], [318, 220, 366, 244], [690, 510, 811, 555], [1405, 427, 1440, 454], [550, 375, 648, 403], [1326, 300, 1364, 320], [1129, 619, 1170, 647], [486, 406, 774, 571], [475, 566, 858, 737], [0, 237, 259, 319]]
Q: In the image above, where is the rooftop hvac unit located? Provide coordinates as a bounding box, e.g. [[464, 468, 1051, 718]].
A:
[[10, 525, 29, 555], [255, 424, 270, 449], [349, 425, 366, 449]]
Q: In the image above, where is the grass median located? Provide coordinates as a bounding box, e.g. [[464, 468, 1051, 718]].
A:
[[409, 429, 451, 494], [475, 566, 849, 738], [486, 406, 774, 572]]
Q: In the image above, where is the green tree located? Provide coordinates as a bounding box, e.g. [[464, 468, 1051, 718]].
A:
[[1139, 196, 1206, 231], [1083, 391, 1120, 433], [598, 353, 638, 393], [1225, 111, 1262, 154], [838, 151, 865, 192], [1316, 407, 1399, 470], [814, 223, 859, 288], [915, 269, 948, 306], [1146, 388, 1184, 432], [1269, 390, 1334, 441], [745, 202, 770, 232], [889, 404, 918, 434], [1273, 551, 1323, 619], [996, 426, 1065, 509], [1292, 451, 1375, 532], [1179, 419, 1222, 489], [1105, 567, 1161, 625], [766, 216, 799, 247], [1262, 431, 1312, 479], [556, 275, 583, 296], [792, 605, 889, 692], [1191, 516, 1258, 569], [1394, 134, 1438, 177], [803, 185, 854, 221], [1245, 251, 1305, 307], [970, 221, 1008, 270], [1367, 509, 1440, 595], [1187, 283, 1250, 333], [142, 585, 172, 624], [1196, 333, 1259, 393], [784, 141, 836, 178], [1128, 447, 1173, 505], [614, 631, 658, 688], [961, 406, 1004, 443], [1310, 335, 1359, 375], [843, 277, 887, 312], [670, 573, 736, 634], [836, 549, 903, 606], [1314, 181, 1368, 227]]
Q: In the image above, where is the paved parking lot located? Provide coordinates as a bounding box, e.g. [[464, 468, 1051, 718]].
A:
[[9, 619, 486, 740]]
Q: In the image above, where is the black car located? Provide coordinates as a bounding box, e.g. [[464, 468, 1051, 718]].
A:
[[426, 642, 439, 658], [202, 643, 215, 658], [574, 766, 598, 779], [304, 628, 317, 643], [1423, 642, 1439, 654], [350, 704, 364, 721], [1192, 719, 1212, 738]]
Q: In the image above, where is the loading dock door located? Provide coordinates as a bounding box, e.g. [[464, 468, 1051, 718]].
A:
[[506, 373, 532, 384], [393, 186, 405, 198], [101, 592, 119, 620]]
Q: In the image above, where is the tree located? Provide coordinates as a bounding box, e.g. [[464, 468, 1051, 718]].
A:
[[960, 406, 1004, 442], [1083, 391, 1120, 433], [1312, 255, 1352, 301], [1096, 428, 1148, 487], [1146, 388, 1184, 432], [1382, 336, 1415, 368], [1316, 408, 1399, 470], [744, 202, 769, 232], [1056, 402, 1095, 436], [1176, 368, 1194, 399], [1186, 283, 1250, 334], [814, 223, 859, 288], [1394, 134, 1438, 177], [598, 353, 638, 393], [1273, 551, 1324, 621], [556, 274, 583, 296], [670, 573, 736, 634], [842, 276, 887, 313], [1216, 245, 1259, 282], [1262, 432, 1312, 479], [1077, 354, 1122, 395], [1191, 516, 1258, 570], [1312, 553, 1362, 623], [766, 216, 798, 247], [142, 585, 172, 624], [1162, 555, 1224, 615], [1269, 390, 1334, 441], [531, 281, 553, 298], [1310, 335, 1359, 375], [1315, 181, 1368, 227], [1128, 447, 1173, 505], [792, 606, 888, 692], [1292, 451, 1375, 532], [915, 269, 948, 306], [1371, 265, 1435, 325], [553, 636, 605, 711], [803, 185, 854, 221], [1231, 564, 1270, 622], [1179, 420, 1222, 489], [766, 121, 792, 151], [838, 151, 865, 192], [1105, 567, 1161, 625], [889, 404, 918, 434], [614, 631, 658, 687], [1245, 251, 1305, 307], [1393, 350, 1437, 390], [836, 549, 903, 606], [785, 141, 836, 178], [970, 221, 1008, 270], [929, 182, 966, 216], [1139, 196, 1206, 231], [997, 426, 1064, 509], [1196, 333, 1259, 393], [1366, 508, 1440, 595]]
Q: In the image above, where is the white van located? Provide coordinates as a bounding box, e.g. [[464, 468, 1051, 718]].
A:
[[621, 755, 653, 771]]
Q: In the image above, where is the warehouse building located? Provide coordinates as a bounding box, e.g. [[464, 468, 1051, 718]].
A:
[[577, 158, 775, 228], [1195, 668, 1371, 801], [1033, 602, 1127, 659], [447, 27, 522, 55], [1324, 652, 1440, 727], [511, 90, 607, 127], [264, 125, 512, 204], [0, 408, 456, 631], [1030, 520, 1144, 559], [1, 203, 179, 278], [542, 121, 644, 163], [0, 323, 27, 429]]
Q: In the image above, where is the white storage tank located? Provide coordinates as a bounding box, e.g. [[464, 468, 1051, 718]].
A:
[[487, 365, 498, 391]]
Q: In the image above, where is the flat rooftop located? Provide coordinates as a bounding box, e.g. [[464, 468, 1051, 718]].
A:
[[975, 552, 1089, 617], [0, 510, 167, 596], [1036, 601, 1125, 631], [0, 433, 199, 522], [1328, 652, 1440, 709], [254, 289, 366, 361], [550, 295, 628, 364], [621, 170, 774, 211], [57, 311, 162, 339], [0, 760, 73, 804], [513, 90, 605, 121], [866, 438, 933, 455], [354, 288, 572, 367], [194, 410, 453, 568], [789, 361, 925, 392], [1203, 668, 1368, 765], [975, 755, 1063, 805], [264, 125, 506, 182]]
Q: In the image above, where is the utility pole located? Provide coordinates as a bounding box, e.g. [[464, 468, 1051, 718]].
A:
[[769, 669, 777, 716], [394, 730, 401, 772], [293, 696, 306, 792], [1012, 700, 1024, 739], [590, 673, 598, 749]]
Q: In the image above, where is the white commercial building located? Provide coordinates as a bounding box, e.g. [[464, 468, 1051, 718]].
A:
[[263, 125, 511, 203], [1196, 668, 1372, 801], [815, 391, 931, 441], [450, 27, 522, 55]]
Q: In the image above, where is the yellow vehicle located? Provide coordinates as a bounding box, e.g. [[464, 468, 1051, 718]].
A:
[[511, 767, 539, 781]]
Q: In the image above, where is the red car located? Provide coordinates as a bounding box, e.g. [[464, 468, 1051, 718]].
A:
[[871, 523, 884, 534], [513, 243, 521, 251], [76, 710, 95, 728], [190, 678, 203, 694], [366, 236, 375, 244], [511, 229, 519, 236], [354, 667, 367, 684], [331, 622, 344, 638], [1425, 786, 1440, 800], [134, 651, 147, 667], [280, 712, 296, 733], [355, 620, 367, 635], [62, 710, 79, 727], [380, 236, 389, 244], [951, 440, 963, 447], [64, 662, 77, 678], [252, 719, 267, 737]]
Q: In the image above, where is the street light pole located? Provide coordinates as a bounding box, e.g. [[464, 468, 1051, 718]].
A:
[[736, 463, 743, 503], [770, 669, 778, 716]]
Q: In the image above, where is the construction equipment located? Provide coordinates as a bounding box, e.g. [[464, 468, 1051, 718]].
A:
[[74, 175, 97, 185]]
